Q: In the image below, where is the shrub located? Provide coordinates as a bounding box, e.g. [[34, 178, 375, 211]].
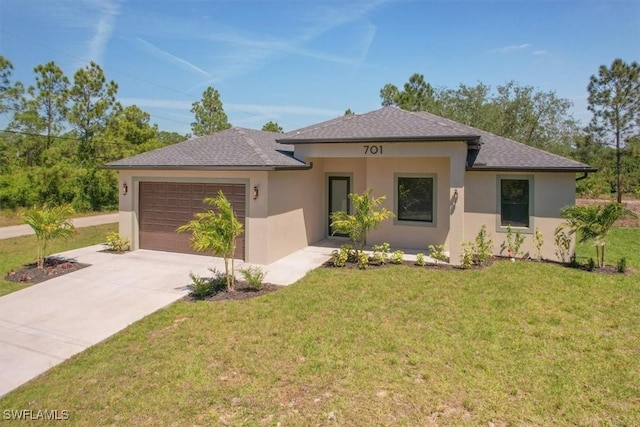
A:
[[500, 224, 525, 259], [428, 244, 448, 264], [460, 241, 474, 269], [390, 250, 404, 265], [239, 266, 267, 291], [372, 242, 391, 264], [617, 257, 627, 273], [554, 226, 573, 263], [357, 251, 369, 269], [474, 225, 493, 265], [105, 232, 130, 252], [587, 258, 596, 271], [416, 253, 426, 266], [331, 244, 355, 267], [187, 269, 226, 299], [534, 227, 544, 261]]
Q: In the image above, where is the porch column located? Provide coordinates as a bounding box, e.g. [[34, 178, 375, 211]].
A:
[[448, 149, 466, 266]]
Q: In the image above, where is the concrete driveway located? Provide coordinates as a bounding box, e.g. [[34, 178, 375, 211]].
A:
[[0, 246, 226, 397], [0, 243, 332, 397]]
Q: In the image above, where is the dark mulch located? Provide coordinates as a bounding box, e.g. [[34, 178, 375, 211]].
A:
[[323, 255, 633, 275], [5, 256, 90, 284], [185, 281, 284, 302]]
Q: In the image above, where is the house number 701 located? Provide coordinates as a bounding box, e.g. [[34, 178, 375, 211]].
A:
[[364, 145, 383, 155]]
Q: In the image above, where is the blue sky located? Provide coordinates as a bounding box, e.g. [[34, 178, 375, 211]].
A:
[[1, 0, 638, 135]]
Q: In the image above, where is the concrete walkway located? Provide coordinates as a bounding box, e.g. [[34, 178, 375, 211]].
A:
[[0, 213, 119, 240], [0, 243, 332, 397]]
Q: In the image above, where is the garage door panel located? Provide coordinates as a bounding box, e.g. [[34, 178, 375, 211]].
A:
[[139, 182, 245, 259]]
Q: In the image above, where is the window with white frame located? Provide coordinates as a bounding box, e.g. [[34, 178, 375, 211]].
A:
[[396, 175, 435, 223], [499, 177, 532, 228]]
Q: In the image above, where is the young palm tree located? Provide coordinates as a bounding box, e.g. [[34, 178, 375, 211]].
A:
[[330, 189, 395, 258], [560, 202, 637, 268], [22, 205, 76, 269], [177, 191, 244, 291]]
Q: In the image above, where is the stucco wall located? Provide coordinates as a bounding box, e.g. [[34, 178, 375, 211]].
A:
[[297, 142, 468, 263], [465, 171, 576, 261], [117, 169, 270, 263], [266, 164, 325, 263]]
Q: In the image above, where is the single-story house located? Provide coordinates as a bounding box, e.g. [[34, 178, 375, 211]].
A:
[[105, 106, 596, 266]]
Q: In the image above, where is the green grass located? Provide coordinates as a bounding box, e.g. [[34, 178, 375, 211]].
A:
[[0, 223, 117, 297], [1, 259, 638, 425], [575, 227, 640, 269]]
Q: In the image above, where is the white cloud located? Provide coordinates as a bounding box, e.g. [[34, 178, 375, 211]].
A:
[[134, 38, 214, 79], [492, 43, 531, 54], [86, 0, 121, 63], [532, 50, 547, 55]]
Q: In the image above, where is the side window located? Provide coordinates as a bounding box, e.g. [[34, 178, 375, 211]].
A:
[[500, 178, 530, 227], [397, 176, 434, 223]]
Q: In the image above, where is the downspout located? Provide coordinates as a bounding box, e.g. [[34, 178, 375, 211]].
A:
[[576, 172, 589, 181]]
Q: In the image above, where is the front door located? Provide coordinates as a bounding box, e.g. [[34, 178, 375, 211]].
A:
[[328, 176, 350, 236]]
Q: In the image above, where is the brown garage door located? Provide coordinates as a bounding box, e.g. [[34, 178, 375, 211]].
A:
[[139, 182, 246, 259]]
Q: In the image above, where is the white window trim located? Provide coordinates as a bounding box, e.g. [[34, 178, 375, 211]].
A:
[[496, 174, 534, 234], [394, 173, 437, 227]]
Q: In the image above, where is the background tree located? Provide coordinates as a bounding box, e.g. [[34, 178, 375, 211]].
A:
[[68, 61, 120, 165], [380, 73, 439, 112], [587, 58, 640, 203], [0, 55, 24, 114], [190, 86, 231, 136], [344, 108, 355, 115], [262, 121, 283, 133]]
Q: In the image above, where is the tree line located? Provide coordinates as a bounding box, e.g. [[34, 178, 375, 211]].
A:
[[0, 55, 637, 212], [380, 60, 639, 201]]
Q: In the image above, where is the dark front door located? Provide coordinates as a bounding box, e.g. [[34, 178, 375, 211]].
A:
[[328, 176, 350, 236]]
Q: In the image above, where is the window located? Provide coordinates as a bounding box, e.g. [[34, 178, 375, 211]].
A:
[[500, 178, 530, 227], [397, 176, 434, 223]]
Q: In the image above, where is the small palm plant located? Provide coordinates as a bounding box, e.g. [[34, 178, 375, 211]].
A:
[[560, 202, 637, 268], [22, 205, 76, 269], [330, 189, 394, 259], [177, 191, 244, 291]]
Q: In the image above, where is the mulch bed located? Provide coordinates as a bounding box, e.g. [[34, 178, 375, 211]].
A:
[[322, 255, 634, 275], [185, 282, 284, 302], [5, 256, 89, 284]]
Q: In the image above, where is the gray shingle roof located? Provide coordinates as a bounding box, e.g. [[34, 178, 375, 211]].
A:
[[278, 106, 595, 172], [105, 127, 308, 170], [279, 106, 479, 143]]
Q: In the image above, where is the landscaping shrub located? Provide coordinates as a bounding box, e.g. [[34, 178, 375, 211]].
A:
[[460, 241, 474, 269], [416, 253, 426, 266], [617, 257, 627, 273], [428, 244, 448, 264], [372, 242, 390, 265], [239, 266, 266, 291], [390, 250, 404, 265], [554, 227, 573, 263], [357, 251, 369, 269], [474, 225, 494, 265], [534, 227, 544, 261], [105, 232, 130, 252]]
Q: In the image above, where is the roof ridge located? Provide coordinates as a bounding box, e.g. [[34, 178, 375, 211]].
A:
[[236, 128, 272, 164]]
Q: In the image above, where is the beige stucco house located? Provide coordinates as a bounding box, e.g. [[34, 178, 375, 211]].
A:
[[106, 107, 595, 266]]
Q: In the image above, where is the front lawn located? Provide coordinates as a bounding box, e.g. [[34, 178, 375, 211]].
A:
[[0, 223, 117, 297], [1, 259, 638, 425]]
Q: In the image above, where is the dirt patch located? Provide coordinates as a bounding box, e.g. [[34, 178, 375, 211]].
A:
[[576, 198, 640, 228], [5, 256, 89, 284]]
